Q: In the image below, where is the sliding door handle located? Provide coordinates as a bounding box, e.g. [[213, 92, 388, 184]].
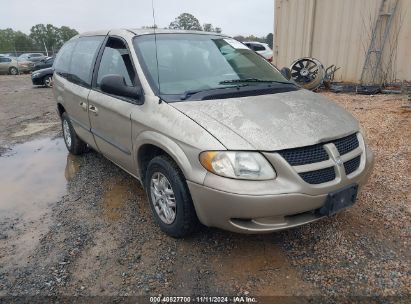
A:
[[89, 105, 98, 115], [79, 101, 87, 111]]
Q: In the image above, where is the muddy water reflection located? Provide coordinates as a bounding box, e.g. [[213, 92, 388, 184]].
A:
[[102, 179, 134, 221], [0, 137, 78, 219]]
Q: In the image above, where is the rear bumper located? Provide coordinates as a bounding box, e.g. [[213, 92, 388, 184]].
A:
[[188, 143, 374, 234]]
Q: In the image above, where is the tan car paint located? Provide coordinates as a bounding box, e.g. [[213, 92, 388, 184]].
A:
[[54, 29, 374, 233]]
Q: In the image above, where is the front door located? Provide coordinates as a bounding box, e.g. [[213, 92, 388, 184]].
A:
[[88, 36, 139, 172]]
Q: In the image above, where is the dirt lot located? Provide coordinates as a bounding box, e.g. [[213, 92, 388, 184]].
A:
[[0, 75, 410, 300]]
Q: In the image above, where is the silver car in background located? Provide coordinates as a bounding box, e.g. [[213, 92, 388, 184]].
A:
[[244, 41, 273, 61], [53, 29, 374, 237], [18, 52, 46, 63], [0, 56, 19, 75]]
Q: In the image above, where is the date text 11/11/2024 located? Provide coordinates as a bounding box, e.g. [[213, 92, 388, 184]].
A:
[[149, 296, 257, 303]]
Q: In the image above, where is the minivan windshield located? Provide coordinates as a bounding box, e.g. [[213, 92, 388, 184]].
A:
[[133, 34, 295, 101]]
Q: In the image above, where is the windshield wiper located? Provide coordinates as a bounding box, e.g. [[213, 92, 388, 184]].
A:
[[180, 89, 204, 100], [180, 84, 248, 100], [219, 78, 292, 85]]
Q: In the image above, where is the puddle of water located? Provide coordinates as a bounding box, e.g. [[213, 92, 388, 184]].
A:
[[0, 137, 76, 219], [65, 153, 81, 181], [12, 122, 59, 137], [102, 179, 134, 221], [0, 137, 83, 269]]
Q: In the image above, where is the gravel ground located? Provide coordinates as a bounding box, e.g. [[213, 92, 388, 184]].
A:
[[0, 75, 410, 300]]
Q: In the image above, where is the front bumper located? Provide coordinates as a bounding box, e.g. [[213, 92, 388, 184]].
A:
[[188, 138, 374, 234], [31, 75, 43, 85]]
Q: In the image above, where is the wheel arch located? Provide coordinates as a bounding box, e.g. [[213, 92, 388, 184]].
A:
[[135, 131, 194, 185], [57, 103, 66, 118]]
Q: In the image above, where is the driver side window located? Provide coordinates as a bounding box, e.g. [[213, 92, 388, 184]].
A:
[[97, 38, 135, 87]]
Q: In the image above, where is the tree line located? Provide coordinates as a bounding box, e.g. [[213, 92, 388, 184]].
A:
[[166, 13, 273, 48], [0, 13, 273, 55], [234, 33, 273, 49], [168, 13, 222, 33], [0, 24, 78, 54]]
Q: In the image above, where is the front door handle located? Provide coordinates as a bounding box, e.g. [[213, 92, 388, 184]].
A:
[[79, 101, 87, 111], [89, 105, 98, 115]]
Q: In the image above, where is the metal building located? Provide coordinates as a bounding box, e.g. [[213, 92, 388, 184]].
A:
[[273, 0, 411, 83]]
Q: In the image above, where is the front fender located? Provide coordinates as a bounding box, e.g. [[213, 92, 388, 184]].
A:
[[134, 130, 207, 185]]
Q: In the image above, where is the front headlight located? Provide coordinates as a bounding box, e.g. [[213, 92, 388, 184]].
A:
[[32, 73, 40, 78], [199, 151, 276, 180]]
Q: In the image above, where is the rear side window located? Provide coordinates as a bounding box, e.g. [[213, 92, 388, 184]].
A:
[[69, 36, 104, 87], [0, 57, 11, 62], [54, 41, 76, 76]]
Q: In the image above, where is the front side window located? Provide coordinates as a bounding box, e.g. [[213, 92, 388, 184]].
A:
[[96, 38, 135, 87], [133, 34, 293, 101], [69, 36, 104, 87]]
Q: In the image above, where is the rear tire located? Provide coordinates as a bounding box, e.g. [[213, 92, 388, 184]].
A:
[[61, 112, 87, 155], [145, 155, 200, 238], [9, 67, 18, 75], [43, 75, 53, 88]]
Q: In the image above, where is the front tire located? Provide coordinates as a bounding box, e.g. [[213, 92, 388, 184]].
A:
[[43, 75, 53, 88], [61, 112, 87, 155], [9, 67, 18, 75], [145, 155, 199, 238]]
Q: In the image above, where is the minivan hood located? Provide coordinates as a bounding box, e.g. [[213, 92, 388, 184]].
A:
[[171, 89, 359, 151]]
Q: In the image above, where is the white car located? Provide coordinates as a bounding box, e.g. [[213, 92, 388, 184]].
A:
[[244, 41, 273, 62]]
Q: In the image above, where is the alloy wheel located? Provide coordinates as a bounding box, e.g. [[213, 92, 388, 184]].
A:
[[150, 172, 177, 224]]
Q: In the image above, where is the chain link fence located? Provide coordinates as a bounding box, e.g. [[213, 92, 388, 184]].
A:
[[0, 50, 58, 57]]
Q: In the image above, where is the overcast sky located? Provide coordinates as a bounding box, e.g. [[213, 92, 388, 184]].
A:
[[1, 0, 273, 37]]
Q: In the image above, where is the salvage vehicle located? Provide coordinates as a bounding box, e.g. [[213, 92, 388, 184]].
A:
[[243, 41, 273, 61], [32, 67, 53, 87], [18, 53, 46, 63], [54, 29, 374, 237], [0, 56, 19, 75], [17, 59, 35, 73], [33, 56, 54, 71]]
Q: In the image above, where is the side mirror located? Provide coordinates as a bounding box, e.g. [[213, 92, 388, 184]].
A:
[[280, 67, 292, 80], [100, 74, 143, 103]]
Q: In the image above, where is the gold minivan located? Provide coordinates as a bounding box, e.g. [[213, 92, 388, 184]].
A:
[[54, 29, 374, 237]]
